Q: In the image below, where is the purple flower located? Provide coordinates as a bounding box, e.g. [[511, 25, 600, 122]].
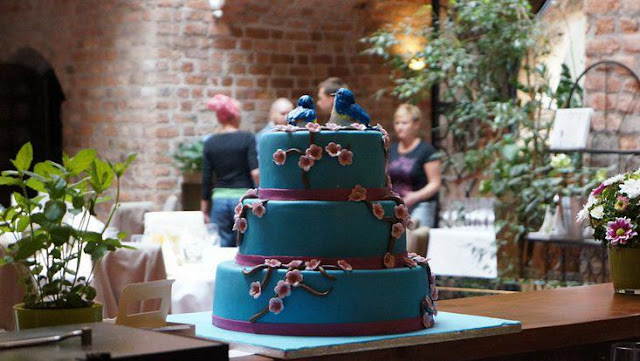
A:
[[325, 122, 341, 131], [306, 122, 321, 133], [337, 260, 353, 271], [251, 201, 266, 218], [268, 297, 284, 314], [305, 259, 321, 270], [274, 280, 292, 298], [298, 155, 315, 172], [383, 252, 395, 268], [391, 223, 405, 238], [591, 183, 606, 197], [338, 149, 353, 166], [249, 281, 261, 299], [284, 260, 303, 269], [285, 269, 303, 286], [371, 203, 385, 220], [325, 142, 342, 157], [606, 217, 638, 246], [234, 203, 244, 219], [264, 259, 282, 268], [273, 149, 287, 165], [233, 217, 247, 233], [350, 123, 367, 130], [305, 144, 323, 160], [348, 185, 367, 202]]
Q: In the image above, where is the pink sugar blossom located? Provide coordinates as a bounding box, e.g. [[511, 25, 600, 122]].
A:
[[306, 122, 321, 132], [606, 217, 638, 246], [249, 281, 261, 299], [284, 260, 303, 269], [386, 175, 393, 188], [423, 295, 437, 316], [284, 124, 297, 132], [413, 255, 428, 264], [268, 297, 284, 314], [350, 122, 367, 130], [371, 203, 385, 220], [251, 201, 266, 218], [305, 259, 321, 270], [264, 259, 282, 268], [430, 284, 439, 301], [348, 185, 367, 202], [233, 217, 247, 233], [422, 313, 434, 328], [337, 149, 353, 166], [375, 124, 389, 137], [403, 218, 417, 230], [325, 122, 341, 131], [285, 269, 303, 286], [305, 144, 323, 161], [407, 252, 418, 258], [234, 203, 244, 219], [274, 280, 292, 298], [325, 142, 342, 157], [244, 188, 257, 198], [383, 252, 395, 268], [298, 155, 315, 172], [273, 149, 287, 165], [394, 204, 410, 221], [383, 134, 390, 150], [274, 124, 287, 131], [391, 223, 405, 238], [404, 256, 418, 268], [337, 260, 353, 271], [429, 273, 436, 285]]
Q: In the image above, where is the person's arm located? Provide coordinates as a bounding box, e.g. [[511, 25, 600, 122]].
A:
[[201, 142, 214, 223], [403, 160, 442, 208], [247, 134, 260, 187]]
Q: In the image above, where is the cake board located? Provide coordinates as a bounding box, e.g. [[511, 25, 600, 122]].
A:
[[168, 312, 521, 359]]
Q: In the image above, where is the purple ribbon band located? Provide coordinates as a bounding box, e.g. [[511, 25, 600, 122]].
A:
[[235, 253, 408, 269], [212, 315, 424, 336], [258, 187, 389, 201]]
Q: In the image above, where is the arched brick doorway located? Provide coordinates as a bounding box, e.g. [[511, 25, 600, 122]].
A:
[[0, 47, 64, 207]]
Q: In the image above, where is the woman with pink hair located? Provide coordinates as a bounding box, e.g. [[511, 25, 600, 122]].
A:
[[201, 94, 259, 247]]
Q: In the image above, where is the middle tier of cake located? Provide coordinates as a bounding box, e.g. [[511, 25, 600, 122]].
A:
[[236, 198, 406, 265]]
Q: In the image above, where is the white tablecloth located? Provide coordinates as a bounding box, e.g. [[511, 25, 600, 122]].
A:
[[427, 227, 497, 279]]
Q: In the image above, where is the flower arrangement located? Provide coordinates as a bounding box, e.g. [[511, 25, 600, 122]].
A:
[[578, 170, 640, 247]]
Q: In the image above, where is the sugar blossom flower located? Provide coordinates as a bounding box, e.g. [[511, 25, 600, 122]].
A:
[[298, 155, 315, 172], [606, 217, 638, 246], [234, 203, 244, 219], [350, 122, 367, 130], [244, 188, 257, 198], [338, 149, 353, 166], [383, 252, 395, 268], [305, 259, 321, 270], [403, 218, 417, 230], [325, 142, 342, 157], [430, 284, 439, 301], [337, 260, 353, 271], [274, 280, 292, 298], [620, 178, 640, 199], [615, 195, 629, 211], [394, 204, 410, 221], [268, 297, 284, 314], [284, 260, 303, 269], [249, 281, 261, 299], [284, 124, 298, 132], [233, 217, 247, 233], [391, 223, 405, 238], [305, 144, 323, 161], [404, 256, 418, 268], [348, 185, 367, 202], [264, 259, 282, 268], [371, 203, 385, 220], [325, 122, 341, 131], [285, 269, 303, 286], [251, 201, 266, 218], [306, 122, 321, 132], [273, 149, 287, 165], [423, 313, 435, 328]]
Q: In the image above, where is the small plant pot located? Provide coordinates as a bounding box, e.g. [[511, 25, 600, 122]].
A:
[[608, 247, 640, 294], [13, 302, 103, 330]]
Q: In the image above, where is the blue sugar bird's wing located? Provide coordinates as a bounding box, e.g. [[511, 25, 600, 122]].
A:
[[346, 103, 370, 126]]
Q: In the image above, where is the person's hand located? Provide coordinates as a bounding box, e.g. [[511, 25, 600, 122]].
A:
[[403, 191, 421, 209]]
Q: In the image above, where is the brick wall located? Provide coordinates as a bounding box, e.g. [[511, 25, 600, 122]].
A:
[[585, 0, 640, 170], [0, 0, 429, 209]]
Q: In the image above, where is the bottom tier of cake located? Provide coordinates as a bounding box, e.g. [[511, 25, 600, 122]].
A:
[[212, 260, 434, 336]]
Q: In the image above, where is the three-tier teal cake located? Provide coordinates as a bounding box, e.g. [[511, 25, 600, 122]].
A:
[[212, 122, 438, 336]]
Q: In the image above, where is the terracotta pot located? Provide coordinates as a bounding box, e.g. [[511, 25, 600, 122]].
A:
[[182, 171, 203, 211], [13, 302, 103, 330], [608, 247, 640, 294]]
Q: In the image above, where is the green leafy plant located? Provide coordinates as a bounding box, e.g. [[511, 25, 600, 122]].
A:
[[363, 0, 598, 276], [172, 139, 204, 173], [0, 143, 135, 309]]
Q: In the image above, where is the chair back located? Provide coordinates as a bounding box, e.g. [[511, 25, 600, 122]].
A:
[[115, 279, 174, 328]]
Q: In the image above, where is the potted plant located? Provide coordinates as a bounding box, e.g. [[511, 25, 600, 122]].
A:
[[578, 170, 640, 294], [0, 143, 135, 329], [172, 139, 204, 211]]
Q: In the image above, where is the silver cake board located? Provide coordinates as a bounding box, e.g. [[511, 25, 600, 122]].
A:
[[168, 312, 521, 359]]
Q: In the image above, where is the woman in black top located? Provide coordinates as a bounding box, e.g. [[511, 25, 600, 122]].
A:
[[388, 104, 442, 228], [201, 94, 259, 247]]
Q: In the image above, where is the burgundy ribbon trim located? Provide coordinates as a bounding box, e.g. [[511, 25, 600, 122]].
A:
[[235, 253, 408, 269], [258, 187, 389, 201], [212, 315, 424, 336]]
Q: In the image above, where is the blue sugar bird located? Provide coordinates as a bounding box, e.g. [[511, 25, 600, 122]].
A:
[[287, 95, 317, 126], [329, 88, 370, 127]]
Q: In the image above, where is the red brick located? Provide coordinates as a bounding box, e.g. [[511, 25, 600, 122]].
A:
[[585, 0, 620, 14], [181, 62, 194, 72], [586, 38, 620, 55], [272, 78, 294, 88], [181, 101, 193, 111], [621, 17, 639, 33], [155, 127, 179, 138], [186, 75, 207, 85], [185, 23, 207, 36], [623, 34, 640, 52], [271, 54, 294, 63], [595, 18, 615, 35], [245, 27, 270, 39], [214, 38, 236, 49]]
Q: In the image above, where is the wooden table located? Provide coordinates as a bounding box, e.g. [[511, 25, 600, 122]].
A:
[[234, 283, 640, 361]]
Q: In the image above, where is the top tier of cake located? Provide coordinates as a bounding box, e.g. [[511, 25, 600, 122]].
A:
[[258, 127, 387, 191]]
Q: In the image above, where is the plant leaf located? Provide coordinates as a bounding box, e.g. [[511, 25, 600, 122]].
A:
[[12, 143, 33, 172]]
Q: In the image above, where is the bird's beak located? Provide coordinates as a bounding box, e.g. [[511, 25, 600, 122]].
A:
[[330, 93, 336, 97]]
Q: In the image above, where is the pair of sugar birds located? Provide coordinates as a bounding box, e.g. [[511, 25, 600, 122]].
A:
[[287, 88, 370, 127]]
